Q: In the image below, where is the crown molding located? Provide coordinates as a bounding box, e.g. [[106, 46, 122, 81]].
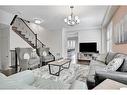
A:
[[64, 25, 101, 33]]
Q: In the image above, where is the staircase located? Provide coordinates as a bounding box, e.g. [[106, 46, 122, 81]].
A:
[[10, 15, 55, 60]]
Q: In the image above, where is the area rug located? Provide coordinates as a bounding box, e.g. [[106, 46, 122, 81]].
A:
[[32, 63, 89, 85]]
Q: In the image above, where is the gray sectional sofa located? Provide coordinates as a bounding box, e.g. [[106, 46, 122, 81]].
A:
[[86, 52, 127, 89]]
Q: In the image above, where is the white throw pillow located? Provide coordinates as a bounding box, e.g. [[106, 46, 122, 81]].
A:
[[104, 58, 124, 72], [23, 53, 30, 59], [43, 51, 47, 56]]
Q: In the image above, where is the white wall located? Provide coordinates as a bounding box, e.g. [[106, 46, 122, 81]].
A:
[[28, 23, 48, 45], [0, 9, 14, 25], [0, 30, 2, 69], [46, 30, 62, 58], [28, 23, 63, 58], [78, 29, 102, 53], [62, 28, 67, 58], [101, 27, 107, 53], [0, 27, 10, 70]]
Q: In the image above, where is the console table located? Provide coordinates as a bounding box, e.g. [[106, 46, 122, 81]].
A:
[[77, 52, 98, 61], [48, 59, 71, 76]]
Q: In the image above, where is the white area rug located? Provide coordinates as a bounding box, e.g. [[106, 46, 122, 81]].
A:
[[32, 63, 89, 85]]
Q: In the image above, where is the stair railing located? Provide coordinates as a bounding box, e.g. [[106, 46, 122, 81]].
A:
[[11, 15, 55, 60], [11, 16, 37, 48], [19, 17, 37, 48]]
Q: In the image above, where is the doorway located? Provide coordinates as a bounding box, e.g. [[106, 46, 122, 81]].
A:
[[67, 36, 78, 64]]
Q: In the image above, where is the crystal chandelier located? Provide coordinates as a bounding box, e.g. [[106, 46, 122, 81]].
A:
[[64, 6, 80, 26]]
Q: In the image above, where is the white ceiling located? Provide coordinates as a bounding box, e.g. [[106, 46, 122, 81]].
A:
[[0, 23, 9, 30], [0, 6, 109, 31]]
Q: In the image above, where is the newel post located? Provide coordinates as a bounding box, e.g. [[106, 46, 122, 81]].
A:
[[35, 34, 37, 48]]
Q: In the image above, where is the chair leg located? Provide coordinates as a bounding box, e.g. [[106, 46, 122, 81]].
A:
[[19, 68, 22, 72], [42, 62, 45, 66], [38, 64, 40, 68]]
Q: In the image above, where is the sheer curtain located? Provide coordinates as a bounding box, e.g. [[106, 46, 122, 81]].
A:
[[107, 21, 113, 52]]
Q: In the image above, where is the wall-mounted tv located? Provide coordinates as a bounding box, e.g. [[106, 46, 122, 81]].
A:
[[79, 42, 97, 52]]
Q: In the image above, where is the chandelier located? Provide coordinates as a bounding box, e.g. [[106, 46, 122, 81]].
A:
[[64, 6, 80, 26]]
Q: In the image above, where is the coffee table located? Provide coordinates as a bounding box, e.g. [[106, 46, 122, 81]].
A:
[[48, 59, 71, 76]]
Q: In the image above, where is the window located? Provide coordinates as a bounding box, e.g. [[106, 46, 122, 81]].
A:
[[67, 40, 76, 49]]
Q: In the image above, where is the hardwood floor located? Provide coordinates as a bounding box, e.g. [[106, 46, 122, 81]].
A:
[[1, 68, 17, 76], [78, 60, 90, 65]]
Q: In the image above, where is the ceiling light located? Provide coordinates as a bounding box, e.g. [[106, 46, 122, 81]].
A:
[[34, 18, 43, 24], [64, 6, 80, 26]]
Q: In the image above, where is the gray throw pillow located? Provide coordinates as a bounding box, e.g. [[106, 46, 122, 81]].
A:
[[103, 58, 124, 72], [120, 58, 127, 72], [105, 52, 117, 65]]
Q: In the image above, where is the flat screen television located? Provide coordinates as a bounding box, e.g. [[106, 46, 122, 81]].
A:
[[79, 43, 97, 52]]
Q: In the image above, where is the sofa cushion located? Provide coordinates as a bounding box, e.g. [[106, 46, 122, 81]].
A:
[[0, 80, 36, 89], [0, 73, 7, 83], [90, 60, 106, 67], [88, 60, 106, 76], [8, 70, 35, 85], [87, 75, 95, 83], [0, 73, 7, 79], [38, 47, 50, 56], [120, 57, 127, 72], [96, 53, 107, 63], [0, 71, 36, 89], [104, 58, 124, 72], [114, 54, 126, 59], [105, 52, 117, 65]]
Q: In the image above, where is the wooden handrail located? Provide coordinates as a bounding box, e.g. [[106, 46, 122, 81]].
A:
[[10, 15, 18, 25], [18, 17, 30, 23], [37, 39, 45, 46], [35, 34, 37, 48]]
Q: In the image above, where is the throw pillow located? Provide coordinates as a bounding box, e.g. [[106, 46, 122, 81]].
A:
[[31, 51, 37, 58], [103, 58, 124, 72], [23, 53, 30, 59], [120, 58, 127, 72], [43, 51, 48, 57], [105, 52, 117, 65]]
